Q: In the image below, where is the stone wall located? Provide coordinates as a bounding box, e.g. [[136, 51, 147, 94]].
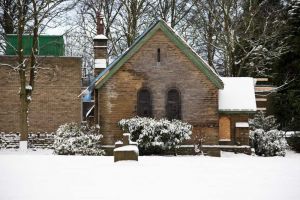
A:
[[0, 132, 20, 149], [0, 56, 81, 133], [98, 30, 219, 145]]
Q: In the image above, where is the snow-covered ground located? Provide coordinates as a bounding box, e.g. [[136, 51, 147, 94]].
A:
[[0, 149, 300, 200]]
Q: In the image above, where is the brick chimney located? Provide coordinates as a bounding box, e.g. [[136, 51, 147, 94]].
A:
[[94, 12, 108, 76]]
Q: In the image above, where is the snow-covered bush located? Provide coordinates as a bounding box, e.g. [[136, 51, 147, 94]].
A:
[[54, 123, 105, 156], [249, 112, 288, 156], [249, 111, 279, 131], [118, 117, 192, 155], [250, 129, 287, 156]]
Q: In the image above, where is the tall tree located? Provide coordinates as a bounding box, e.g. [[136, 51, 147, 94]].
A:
[[117, 0, 150, 47], [189, 0, 221, 71], [149, 0, 193, 28], [234, 0, 287, 77], [189, 0, 287, 76], [272, 0, 300, 131], [64, 0, 123, 80], [1, 0, 76, 140], [0, 0, 25, 53]]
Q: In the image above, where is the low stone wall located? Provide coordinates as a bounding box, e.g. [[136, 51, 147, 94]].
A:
[[28, 132, 55, 149], [0, 132, 55, 149], [0, 132, 20, 149], [103, 144, 251, 157]]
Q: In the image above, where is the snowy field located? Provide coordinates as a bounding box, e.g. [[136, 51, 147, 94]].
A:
[[0, 149, 300, 200]]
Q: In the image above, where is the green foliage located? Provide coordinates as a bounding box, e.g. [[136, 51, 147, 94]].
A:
[[271, 0, 300, 131], [272, 89, 300, 130], [54, 123, 105, 156]]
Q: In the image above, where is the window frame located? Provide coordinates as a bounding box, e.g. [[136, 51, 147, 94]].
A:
[[166, 88, 181, 120], [137, 88, 153, 117]]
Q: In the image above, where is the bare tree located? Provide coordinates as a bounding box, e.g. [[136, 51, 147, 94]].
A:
[[1, 0, 76, 140], [188, 0, 221, 71], [64, 0, 123, 77], [190, 0, 287, 77], [149, 0, 194, 28], [0, 0, 27, 53], [117, 0, 150, 47]]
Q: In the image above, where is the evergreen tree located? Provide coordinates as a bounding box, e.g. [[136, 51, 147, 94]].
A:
[[272, 0, 300, 131], [249, 111, 287, 157]]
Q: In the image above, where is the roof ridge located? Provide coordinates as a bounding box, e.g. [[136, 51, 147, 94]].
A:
[[91, 19, 224, 90], [158, 20, 221, 78]]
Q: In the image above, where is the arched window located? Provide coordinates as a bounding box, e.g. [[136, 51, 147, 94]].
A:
[[137, 89, 152, 117], [166, 89, 181, 120]]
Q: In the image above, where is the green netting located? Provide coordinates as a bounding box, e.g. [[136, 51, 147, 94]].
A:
[[5, 35, 65, 56]]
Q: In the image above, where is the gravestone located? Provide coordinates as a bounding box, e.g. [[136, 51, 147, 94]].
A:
[[114, 133, 139, 162]]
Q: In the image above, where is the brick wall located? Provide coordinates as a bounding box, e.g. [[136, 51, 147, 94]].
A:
[[98, 30, 219, 145], [219, 113, 252, 145], [0, 56, 81, 133]]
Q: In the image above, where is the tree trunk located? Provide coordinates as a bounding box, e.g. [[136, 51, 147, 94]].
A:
[[206, 10, 215, 68], [17, 0, 28, 141], [170, 0, 176, 28], [20, 92, 29, 141]]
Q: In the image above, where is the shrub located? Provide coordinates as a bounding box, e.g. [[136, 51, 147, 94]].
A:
[[118, 117, 192, 155], [249, 112, 288, 156], [249, 111, 279, 131], [250, 129, 287, 156], [54, 123, 105, 156]]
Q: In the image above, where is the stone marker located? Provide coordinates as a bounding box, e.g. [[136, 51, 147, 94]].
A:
[[114, 133, 139, 162]]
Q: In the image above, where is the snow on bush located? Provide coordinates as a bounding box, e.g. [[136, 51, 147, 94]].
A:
[[118, 117, 192, 155], [249, 112, 288, 156], [54, 123, 105, 156], [249, 111, 279, 131], [250, 129, 287, 156]]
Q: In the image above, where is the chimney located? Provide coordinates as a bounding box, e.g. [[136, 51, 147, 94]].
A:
[[94, 12, 108, 76], [96, 12, 104, 35]]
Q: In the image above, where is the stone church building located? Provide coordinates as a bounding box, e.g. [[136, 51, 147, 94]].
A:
[[90, 19, 257, 155], [0, 17, 256, 156]]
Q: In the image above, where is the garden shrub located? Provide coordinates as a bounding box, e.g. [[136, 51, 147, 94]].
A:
[[54, 123, 105, 156], [118, 117, 192, 155], [250, 129, 287, 156], [249, 112, 288, 156]]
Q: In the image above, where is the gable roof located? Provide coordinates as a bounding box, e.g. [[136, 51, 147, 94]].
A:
[[92, 19, 224, 90], [219, 77, 257, 113]]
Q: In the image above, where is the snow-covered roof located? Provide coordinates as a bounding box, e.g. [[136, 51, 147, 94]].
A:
[[219, 77, 257, 113], [94, 34, 108, 40], [95, 59, 107, 69]]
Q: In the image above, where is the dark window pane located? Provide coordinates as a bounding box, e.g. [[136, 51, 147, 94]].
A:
[[137, 89, 152, 117], [166, 89, 181, 120], [157, 48, 160, 62]]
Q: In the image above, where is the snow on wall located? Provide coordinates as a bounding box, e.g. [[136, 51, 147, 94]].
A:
[[95, 59, 107, 69], [219, 77, 257, 112], [94, 34, 108, 40], [235, 122, 249, 128]]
